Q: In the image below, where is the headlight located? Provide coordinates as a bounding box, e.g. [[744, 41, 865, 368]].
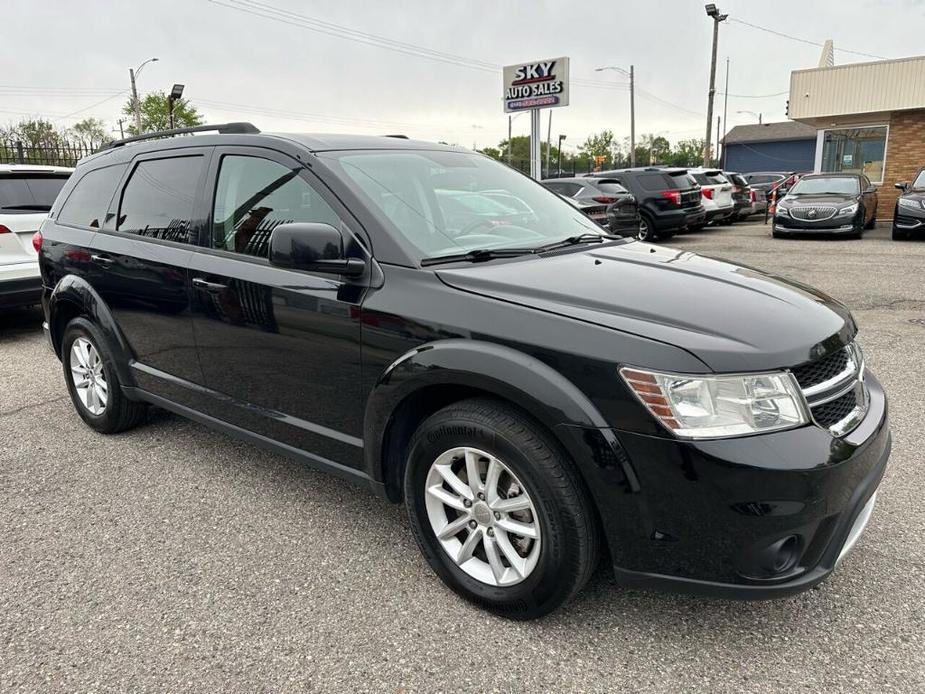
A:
[[776, 205, 790, 217], [898, 198, 923, 210], [836, 203, 859, 217], [620, 367, 809, 439]]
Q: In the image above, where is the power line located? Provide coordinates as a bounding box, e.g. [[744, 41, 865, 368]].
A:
[[55, 91, 130, 121], [729, 18, 887, 61]]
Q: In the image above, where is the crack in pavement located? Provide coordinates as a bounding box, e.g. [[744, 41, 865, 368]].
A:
[[0, 395, 68, 418]]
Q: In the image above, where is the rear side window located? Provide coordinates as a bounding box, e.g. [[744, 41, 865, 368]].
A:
[[637, 174, 668, 191], [0, 174, 70, 214], [544, 181, 581, 196], [57, 165, 124, 228], [117, 156, 204, 244]]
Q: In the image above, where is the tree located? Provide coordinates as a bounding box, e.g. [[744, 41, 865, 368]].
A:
[[69, 117, 108, 148], [3, 118, 66, 148], [661, 139, 705, 167], [579, 130, 619, 170], [478, 146, 502, 160], [496, 135, 562, 174], [122, 91, 204, 134]]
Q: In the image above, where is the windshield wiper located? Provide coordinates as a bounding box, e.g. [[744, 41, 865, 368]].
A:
[[532, 232, 622, 253], [0, 204, 52, 211], [421, 247, 534, 266]]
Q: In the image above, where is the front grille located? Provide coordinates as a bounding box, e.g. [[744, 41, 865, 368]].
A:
[[812, 389, 858, 428], [792, 349, 849, 390], [790, 205, 837, 221]]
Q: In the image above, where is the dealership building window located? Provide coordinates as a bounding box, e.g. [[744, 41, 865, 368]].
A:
[[819, 126, 888, 183]]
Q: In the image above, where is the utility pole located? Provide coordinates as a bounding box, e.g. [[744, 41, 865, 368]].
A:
[[557, 134, 566, 176], [716, 116, 721, 167], [129, 68, 141, 133], [703, 5, 728, 166], [629, 65, 636, 167], [507, 115, 512, 165], [116, 119, 125, 139], [721, 58, 729, 168], [128, 57, 159, 134], [594, 65, 636, 167]]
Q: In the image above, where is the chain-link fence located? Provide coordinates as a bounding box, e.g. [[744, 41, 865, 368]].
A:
[[0, 140, 95, 167]]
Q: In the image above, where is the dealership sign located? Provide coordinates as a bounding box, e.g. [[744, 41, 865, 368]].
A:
[[503, 57, 570, 113]]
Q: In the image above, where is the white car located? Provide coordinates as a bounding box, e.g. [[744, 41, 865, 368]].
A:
[[688, 168, 735, 226], [0, 164, 73, 309]]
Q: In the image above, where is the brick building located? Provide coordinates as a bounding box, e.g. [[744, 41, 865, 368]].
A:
[[789, 55, 925, 219]]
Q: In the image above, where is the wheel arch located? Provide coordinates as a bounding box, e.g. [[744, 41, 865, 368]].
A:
[[48, 275, 137, 388], [364, 339, 636, 504]]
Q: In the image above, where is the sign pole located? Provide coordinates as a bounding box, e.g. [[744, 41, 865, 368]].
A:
[[530, 108, 541, 180]]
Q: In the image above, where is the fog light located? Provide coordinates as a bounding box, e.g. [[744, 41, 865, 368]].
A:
[[738, 534, 803, 580]]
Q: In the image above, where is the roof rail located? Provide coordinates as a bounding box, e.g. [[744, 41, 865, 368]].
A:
[[383, 134, 409, 139], [100, 122, 260, 150]]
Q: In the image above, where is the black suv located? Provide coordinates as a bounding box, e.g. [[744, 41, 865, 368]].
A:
[[892, 167, 925, 240], [38, 124, 890, 619], [589, 167, 705, 241]]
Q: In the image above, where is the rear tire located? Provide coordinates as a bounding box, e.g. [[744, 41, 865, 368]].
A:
[[62, 318, 147, 434], [636, 214, 658, 242], [403, 398, 599, 619]]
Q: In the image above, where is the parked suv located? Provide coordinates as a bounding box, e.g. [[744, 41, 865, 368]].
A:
[[688, 168, 734, 226], [724, 171, 760, 219], [892, 167, 925, 240], [39, 125, 890, 618], [0, 164, 72, 308], [590, 167, 705, 241], [542, 177, 639, 235], [773, 173, 878, 238]]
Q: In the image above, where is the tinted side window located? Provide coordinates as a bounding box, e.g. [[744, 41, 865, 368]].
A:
[[638, 174, 667, 191], [57, 165, 124, 228], [543, 181, 571, 195], [117, 156, 204, 244], [596, 182, 628, 194], [211, 155, 341, 258]]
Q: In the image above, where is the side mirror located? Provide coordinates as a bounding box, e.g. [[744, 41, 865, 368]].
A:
[[269, 222, 365, 277], [894, 182, 909, 192]]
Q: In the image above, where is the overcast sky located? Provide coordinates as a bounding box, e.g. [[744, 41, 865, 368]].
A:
[[3, 0, 924, 153]]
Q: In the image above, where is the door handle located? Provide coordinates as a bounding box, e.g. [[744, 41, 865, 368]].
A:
[[90, 254, 114, 266], [192, 277, 228, 293]]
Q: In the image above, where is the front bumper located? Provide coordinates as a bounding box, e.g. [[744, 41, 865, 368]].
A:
[[774, 211, 861, 234], [599, 371, 890, 599], [893, 208, 925, 233]]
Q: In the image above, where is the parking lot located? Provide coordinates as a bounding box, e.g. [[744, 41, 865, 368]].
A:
[[1, 220, 923, 693]]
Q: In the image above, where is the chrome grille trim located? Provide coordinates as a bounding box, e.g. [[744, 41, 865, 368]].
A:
[[800, 344, 863, 400], [793, 343, 869, 437], [790, 205, 837, 221]]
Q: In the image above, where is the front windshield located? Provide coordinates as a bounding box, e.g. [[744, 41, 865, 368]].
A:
[[790, 176, 858, 196], [325, 150, 602, 259], [912, 170, 925, 190]]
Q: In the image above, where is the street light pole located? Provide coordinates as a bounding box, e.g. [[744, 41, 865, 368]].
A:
[[721, 58, 729, 168], [129, 57, 159, 133], [737, 110, 762, 123], [594, 65, 635, 166], [703, 5, 728, 166]]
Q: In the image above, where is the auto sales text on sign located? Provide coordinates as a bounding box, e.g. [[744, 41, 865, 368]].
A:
[[503, 57, 570, 113]]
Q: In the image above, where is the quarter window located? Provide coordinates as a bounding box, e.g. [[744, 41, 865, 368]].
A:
[[117, 156, 204, 243], [57, 165, 125, 228], [212, 155, 341, 258]]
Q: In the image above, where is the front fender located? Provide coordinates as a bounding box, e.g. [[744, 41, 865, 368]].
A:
[[48, 275, 137, 388], [364, 339, 640, 497]]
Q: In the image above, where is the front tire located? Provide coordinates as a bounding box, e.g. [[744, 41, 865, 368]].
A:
[[62, 318, 147, 434], [403, 398, 599, 619]]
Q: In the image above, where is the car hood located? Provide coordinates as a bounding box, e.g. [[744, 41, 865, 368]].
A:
[[436, 241, 855, 373], [783, 193, 856, 205]]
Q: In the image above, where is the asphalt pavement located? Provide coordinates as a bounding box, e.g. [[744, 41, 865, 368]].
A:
[[1, 221, 924, 693]]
